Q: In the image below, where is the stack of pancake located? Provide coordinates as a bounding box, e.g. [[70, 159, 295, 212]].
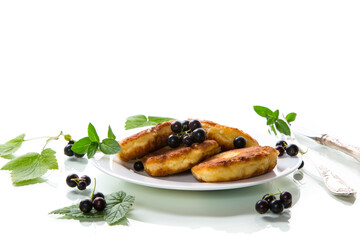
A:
[[117, 120, 278, 182]]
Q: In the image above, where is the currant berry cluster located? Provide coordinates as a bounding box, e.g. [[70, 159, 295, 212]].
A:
[[66, 173, 91, 190], [64, 140, 85, 158], [79, 192, 107, 213], [168, 119, 207, 148], [275, 140, 304, 169], [255, 191, 293, 214]]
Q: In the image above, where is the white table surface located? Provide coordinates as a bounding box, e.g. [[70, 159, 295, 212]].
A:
[[1, 1, 359, 239]]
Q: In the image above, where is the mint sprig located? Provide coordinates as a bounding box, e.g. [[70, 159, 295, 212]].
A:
[[253, 106, 297, 136], [71, 123, 121, 158], [49, 191, 135, 226], [124, 115, 175, 130]]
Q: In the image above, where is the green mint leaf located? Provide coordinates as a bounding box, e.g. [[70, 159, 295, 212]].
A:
[[267, 109, 279, 125], [88, 123, 100, 143], [49, 191, 134, 226], [285, 112, 297, 123], [275, 119, 291, 136], [124, 115, 174, 130], [0, 134, 25, 158], [87, 142, 99, 159], [99, 138, 121, 154], [253, 106, 274, 118], [108, 125, 116, 140], [104, 191, 135, 225], [1, 148, 58, 184], [71, 137, 91, 154]]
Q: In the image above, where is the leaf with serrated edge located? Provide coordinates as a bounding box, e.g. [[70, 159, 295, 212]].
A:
[[104, 191, 135, 225], [49, 191, 134, 226], [1, 148, 58, 184], [99, 138, 121, 154], [88, 123, 100, 143], [0, 134, 25, 157], [50, 204, 105, 219], [124, 115, 174, 130]]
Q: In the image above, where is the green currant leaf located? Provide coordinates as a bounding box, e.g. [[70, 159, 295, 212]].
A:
[[104, 191, 135, 225], [124, 115, 174, 130], [88, 123, 100, 143], [0, 134, 25, 158], [71, 137, 91, 154], [1, 148, 58, 184], [49, 191, 134, 226], [99, 138, 121, 154]]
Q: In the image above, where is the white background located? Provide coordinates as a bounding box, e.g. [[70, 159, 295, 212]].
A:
[[0, 1, 359, 239]]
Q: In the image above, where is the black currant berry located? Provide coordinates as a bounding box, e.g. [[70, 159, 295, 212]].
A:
[[79, 199, 93, 213], [286, 144, 299, 156], [181, 120, 190, 131], [276, 146, 285, 156], [167, 134, 181, 148], [77, 180, 87, 190], [269, 199, 284, 214], [66, 173, 78, 188], [189, 119, 201, 131], [233, 136, 246, 149], [276, 140, 287, 148], [192, 128, 206, 143], [93, 192, 105, 200], [182, 134, 193, 147], [64, 144, 74, 157], [262, 193, 276, 203], [92, 197, 107, 211], [255, 199, 269, 214], [81, 175, 91, 186], [171, 121, 182, 133], [134, 161, 144, 171], [283, 201, 292, 209], [280, 191, 292, 207], [74, 152, 85, 158]]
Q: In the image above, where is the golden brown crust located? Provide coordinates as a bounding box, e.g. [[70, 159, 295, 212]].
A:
[[199, 120, 259, 150], [118, 121, 173, 161], [143, 140, 221, 177], [191, 146, 278, 182]]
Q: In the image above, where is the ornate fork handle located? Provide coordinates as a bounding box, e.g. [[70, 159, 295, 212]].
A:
[[320, 134, 360, 162]]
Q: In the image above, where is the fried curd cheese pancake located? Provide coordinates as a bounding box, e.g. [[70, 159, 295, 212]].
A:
[[118, 121, 173, 161], [191, 146, 278, 182], [199, 120, 259, 150], [142, 140, 221, 177]]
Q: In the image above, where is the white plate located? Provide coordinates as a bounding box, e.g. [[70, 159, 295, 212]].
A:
[[90, 130, 302, 191]]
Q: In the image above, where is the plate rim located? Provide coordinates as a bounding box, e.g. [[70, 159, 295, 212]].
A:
[[90, 153, 302, 191]]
